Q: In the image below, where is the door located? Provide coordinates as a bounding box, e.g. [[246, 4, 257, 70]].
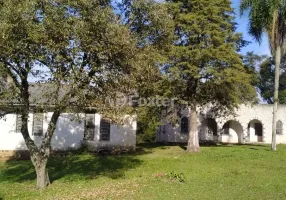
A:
[[255, 123, 263, 142]]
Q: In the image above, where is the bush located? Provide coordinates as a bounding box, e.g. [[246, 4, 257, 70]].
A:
[[167, 172, 186, 183]]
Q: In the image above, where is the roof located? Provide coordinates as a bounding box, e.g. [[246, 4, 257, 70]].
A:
[[0, 83, 75, 106]]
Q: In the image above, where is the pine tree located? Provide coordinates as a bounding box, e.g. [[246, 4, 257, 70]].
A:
[[165, 0, 257, 152]]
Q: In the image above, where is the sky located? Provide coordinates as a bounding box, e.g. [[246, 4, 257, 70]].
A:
[[231, 0, 271, 56]]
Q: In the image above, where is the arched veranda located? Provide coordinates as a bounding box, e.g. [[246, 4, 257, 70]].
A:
[[200, 118, 218, 142], [222, 120, 244, 144], [248, 119, 263, 142]]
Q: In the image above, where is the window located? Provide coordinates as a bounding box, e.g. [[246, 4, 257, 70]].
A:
[[100, 119, 110, 141], [277, 120, 283, 135], [181, 117, 189, 134], [16, 114, 22, 133], [162, 125, 166, 134], [33, 113, 43, 136], [84, 113, 95, 140]]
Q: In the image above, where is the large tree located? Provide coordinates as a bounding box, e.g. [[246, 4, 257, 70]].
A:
[[0, 0, 151, 189], [164, 0, 256, 152], [258, 56, 286, 104], [240, 0, 286, 151], [117, 0, 175, 143], [241, 52, 286, 104]]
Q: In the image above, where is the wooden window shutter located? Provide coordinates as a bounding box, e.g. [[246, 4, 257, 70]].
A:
[[84, 113, 95, 140], [100, 119, 110, 141], [16, 114, 22, 133], [33, 113, 43, 136]]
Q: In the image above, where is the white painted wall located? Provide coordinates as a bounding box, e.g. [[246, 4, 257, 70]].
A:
[[0, 113, 33, 150], [157, 104, 286, 144], [86, 115, 137, 150], [0, 113, 136, 151], [220, 121, 243, 144]]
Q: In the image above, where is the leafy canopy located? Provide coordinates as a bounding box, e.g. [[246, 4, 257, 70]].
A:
[[240, 0, 286, 52], [163, 0, 257, 112], [258, 56, 286, 104]]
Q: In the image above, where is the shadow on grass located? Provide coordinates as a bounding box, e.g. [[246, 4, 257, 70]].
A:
[[0, 142, 273, 184], [0, 152, 146, 183], [137, 142, 268, 151], [137, 142, 172, 149], [146, 141, 271, 151]]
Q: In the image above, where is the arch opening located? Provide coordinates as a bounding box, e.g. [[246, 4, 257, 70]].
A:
[[200, 118, 218, 142], [222, 120, 243, 144], [248, 120, 263, 142]]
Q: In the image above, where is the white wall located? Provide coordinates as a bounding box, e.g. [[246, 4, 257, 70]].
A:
[[0, 113, 136, 151], [157, 108, 189, 143], [86, 115, 137, 150], [50, 113, 85, 150], [157, 104, 286, 144], [0, 113, 33, 150], [220, 121, 243, 144]]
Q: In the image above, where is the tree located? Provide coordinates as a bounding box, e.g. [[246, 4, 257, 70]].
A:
[[164, 0, 257, 152], [258, 56, 286, 104], [242, 52, 267, 85], [241, 52, 286, 104], [240, 0, 286, 151], [136, 106, 162, 143], [0, 0, 147, 189], [117, 0, 175, 143]]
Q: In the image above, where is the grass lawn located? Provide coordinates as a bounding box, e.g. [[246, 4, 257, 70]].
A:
[[1, 144, 286, 199]]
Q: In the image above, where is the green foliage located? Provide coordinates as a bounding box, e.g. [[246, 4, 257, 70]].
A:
[[240, 0, 286, 52], [167, 171, 186, 183], [258, 56, 286, 104], [241, 52, 286, 104], [0, 0, 140, 116], [127, 0, 174, 50], [136, 107, 161, 143], [242, 52, 267, 86], [165, 0, 257, 111], [0, 0, 168, 188], [127, 0, 258, 146], [241, 0, 286, 150], [118, 0, 175, 143]]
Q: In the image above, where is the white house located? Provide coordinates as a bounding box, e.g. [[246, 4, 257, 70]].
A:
[[0, 112, 136, 157], [0, 77, 137, 158], [157, 104, 286, 144]]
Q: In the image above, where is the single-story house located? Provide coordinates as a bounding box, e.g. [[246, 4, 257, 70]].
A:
[[0, 112, 136, 157], [0, 80, 136, 158], [157, 104, 286, 144]]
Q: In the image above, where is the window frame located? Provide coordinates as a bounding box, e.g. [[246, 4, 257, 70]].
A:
[[180, 117, 189, 134], [276, 120, 283, 135], [84, 113, 95, 141], [16, 114, 22, 133], [100, 119, 111, 141], [32, 113, 44, 136]]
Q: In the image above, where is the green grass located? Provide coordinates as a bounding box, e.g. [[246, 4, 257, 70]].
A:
[[1, 144, 286, 199]]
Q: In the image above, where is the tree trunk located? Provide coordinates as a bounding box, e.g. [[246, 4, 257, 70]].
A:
[[31, 153, 50, 189], [21, 111, 60, 189], [271, 45, 281, 151], [187, 107, 200, 152]]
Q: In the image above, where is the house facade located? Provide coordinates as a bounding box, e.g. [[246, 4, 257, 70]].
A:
[[157, 104, 286, 144], [0, 112, 136, 157]]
